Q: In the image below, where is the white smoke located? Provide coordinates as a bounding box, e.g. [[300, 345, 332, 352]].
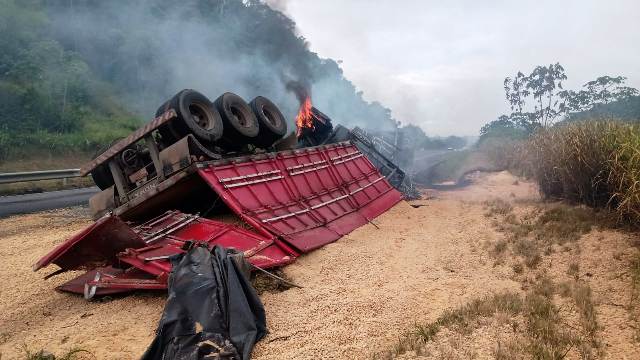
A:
[[45, 0, 396, 132]]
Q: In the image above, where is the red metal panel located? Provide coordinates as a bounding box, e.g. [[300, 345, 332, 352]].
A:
[[49, 211, 295, 295], [33, 216, 146, 272], [56, 266, 164, 296], [117, 212, 294, 277], [198, 142, 402, 253]]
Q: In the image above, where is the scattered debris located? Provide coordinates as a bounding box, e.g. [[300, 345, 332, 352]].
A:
[[250, 264, 303, 290], [410, 204, 429, 208], [251, 268, 297, 295]]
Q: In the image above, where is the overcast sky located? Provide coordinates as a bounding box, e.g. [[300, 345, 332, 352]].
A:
[[273, 0, 640, 136]]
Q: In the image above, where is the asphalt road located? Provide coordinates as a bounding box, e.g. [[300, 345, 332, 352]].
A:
[[409, 149, 452, 174], [0, 187, 99, 218]]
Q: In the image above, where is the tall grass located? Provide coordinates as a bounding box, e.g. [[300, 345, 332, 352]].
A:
[[0, 114, 141, 162], [525, 120, 640, 226]]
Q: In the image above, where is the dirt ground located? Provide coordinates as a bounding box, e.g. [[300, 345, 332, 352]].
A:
[[0, 171, 637, 359]]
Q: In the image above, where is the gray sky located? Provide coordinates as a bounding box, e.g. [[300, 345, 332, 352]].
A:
[[275, 0, 640, 136]]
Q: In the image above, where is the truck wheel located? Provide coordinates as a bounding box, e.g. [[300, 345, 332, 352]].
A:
[[91, 163, 114, 190], [156, 100, 181, 145], [249, 96, 287, 148], [90, 137, 123, 190], [214, 92, 259, 147], [156, 89, 223, 145]]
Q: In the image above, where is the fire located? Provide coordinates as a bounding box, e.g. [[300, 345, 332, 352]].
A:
[[295, 96, 314, 137]]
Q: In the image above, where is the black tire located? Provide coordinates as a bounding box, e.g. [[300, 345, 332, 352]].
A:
[[249, 96, 287, 148], [156, 89, 223, 145], [90, 137, 123, 190], [156, 99, 180, 146], [91, 163, 114, 190], [214, 92, 259, 148]]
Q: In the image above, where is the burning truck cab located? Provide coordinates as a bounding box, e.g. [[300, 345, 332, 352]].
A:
[[34, 89, 415, 299]]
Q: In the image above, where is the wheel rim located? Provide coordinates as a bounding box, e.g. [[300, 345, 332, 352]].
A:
[[230, 105, 250, 128], [189, 103, 215, 130]]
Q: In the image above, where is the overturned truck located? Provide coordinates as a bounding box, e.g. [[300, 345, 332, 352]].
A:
[[34, 89, 412, 299]]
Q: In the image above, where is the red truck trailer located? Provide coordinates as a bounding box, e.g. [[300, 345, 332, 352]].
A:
[[34, 89, 407, 299]]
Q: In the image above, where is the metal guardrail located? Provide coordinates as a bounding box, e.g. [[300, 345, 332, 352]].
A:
[[0, 169, 82, 184]]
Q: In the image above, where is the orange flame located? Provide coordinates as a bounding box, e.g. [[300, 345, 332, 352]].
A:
[[295, 96, 314, 137]]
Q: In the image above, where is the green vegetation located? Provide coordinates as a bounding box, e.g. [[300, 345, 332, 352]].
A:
[[478, 63, 638, 147], [569, 96, 640, 122], [476, 64, 640, 229], [0, 0, 141, 161], [527, 121, 640, 227], [0, 0, 411, 163], [399, 63, 639, 360]]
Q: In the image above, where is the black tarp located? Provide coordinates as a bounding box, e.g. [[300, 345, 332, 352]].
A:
[[142, 245, 266, 360]]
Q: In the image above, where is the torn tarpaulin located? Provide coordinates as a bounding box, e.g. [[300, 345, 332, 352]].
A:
[[142, 245, 266, 360]]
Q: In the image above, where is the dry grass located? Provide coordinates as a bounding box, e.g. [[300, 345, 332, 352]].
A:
[[572, 282, 600, 345], [380, 276, 601, 359], [486, 202, 602, 269], [567, 262, 580, 280], [493, 338, 526, 359], [20, 347, 93, 360], [632, 254, 640, 306], [631, 254, 640, 341], [526, 120, 640, 228], [380, 292, 523, 358], [484, 198, 514, 217]]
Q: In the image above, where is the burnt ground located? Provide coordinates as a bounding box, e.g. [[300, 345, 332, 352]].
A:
[[0, 172, 637, 359]]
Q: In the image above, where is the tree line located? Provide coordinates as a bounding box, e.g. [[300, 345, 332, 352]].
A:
[[480, 63, 640, 142], [0, 0, 401, 158]]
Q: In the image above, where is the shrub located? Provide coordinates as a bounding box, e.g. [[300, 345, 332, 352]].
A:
[[524, 120, 640, 227]]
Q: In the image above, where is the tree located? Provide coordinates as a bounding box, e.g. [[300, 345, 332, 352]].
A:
[[526, 63, 567, 127], [496, 63, 638, 132], [560, 76, 639, 117], [503, 63, 568, 128], [504, 71, 529, 115], [584, 76, 638, 105], [478, 115, 532, 144]]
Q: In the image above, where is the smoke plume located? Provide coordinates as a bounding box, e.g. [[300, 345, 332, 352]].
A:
[[45, 0, 396, 132]]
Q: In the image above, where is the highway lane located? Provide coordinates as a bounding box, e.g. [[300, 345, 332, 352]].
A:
[[0, 187, 99, 218]]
